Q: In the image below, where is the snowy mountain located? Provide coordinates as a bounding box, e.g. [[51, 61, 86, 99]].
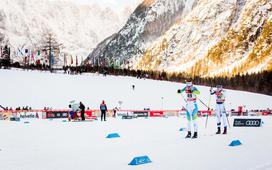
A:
[[0, 0, 137, 62], [86, 0, 192, 66], [87, 0, 272, 77]]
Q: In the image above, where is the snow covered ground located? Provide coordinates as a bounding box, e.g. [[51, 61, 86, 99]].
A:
[[0, 69, 272, 170], [0, 69, 271, 110], [0, 116, 272, 170]]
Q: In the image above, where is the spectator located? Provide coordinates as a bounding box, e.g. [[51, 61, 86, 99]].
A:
[[113, 107, 118, 118], [68, 105, 74, 121], [79, 102, 85, 121], [100, 100, 107, 121]]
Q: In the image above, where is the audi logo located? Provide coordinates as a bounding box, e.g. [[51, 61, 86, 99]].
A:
[[245, 120, 260, 126]]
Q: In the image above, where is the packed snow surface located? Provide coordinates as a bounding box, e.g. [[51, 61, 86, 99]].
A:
[[0, 69, 271, 110], [0, 117, 272, 170], [0, 69, 272, 170]]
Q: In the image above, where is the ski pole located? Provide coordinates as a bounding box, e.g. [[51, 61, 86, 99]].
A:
[[180, 94, 189, 113], [181, 93, 187, 104], [207, 87, 212, 109], [205, 90, 212, 129], [206, 87, 213, 127], [177, 92, 188, 115], [226, 111, 231, 129], [0, 105, 6, 110], [179, 105, 188, 116], [196, 96, 210, 129], [197, 97, 210, 110]]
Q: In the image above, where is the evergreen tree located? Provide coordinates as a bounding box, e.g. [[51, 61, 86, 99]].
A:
[[1, 44, 11, 67], [40, 31, 62, 71]]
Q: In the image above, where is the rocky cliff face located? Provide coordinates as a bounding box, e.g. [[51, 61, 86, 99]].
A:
[[87, 0, 197, 66], [88, 0, 272, 77]]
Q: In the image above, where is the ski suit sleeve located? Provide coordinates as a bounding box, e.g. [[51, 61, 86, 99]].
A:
[[179, 87, 186, 93], [192, 87, 200, 95], [210, 90, 215, 95]]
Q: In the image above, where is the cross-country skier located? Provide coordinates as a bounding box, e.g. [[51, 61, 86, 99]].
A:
[[210, 85, 227, 134], [177, 81, 200, 139]]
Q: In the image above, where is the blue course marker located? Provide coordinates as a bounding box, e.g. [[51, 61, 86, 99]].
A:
[[129, 156, 152, 166], [229, 140, 242, 146], [106, 133, 120, 139]]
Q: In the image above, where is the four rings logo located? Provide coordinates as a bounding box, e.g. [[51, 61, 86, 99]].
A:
[[245, 120, 260, 126], [233, 119, 261, 127]]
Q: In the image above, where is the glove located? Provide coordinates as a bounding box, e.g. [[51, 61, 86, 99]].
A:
[[177, 89, 181, 93], [210, 87, 213, 92]]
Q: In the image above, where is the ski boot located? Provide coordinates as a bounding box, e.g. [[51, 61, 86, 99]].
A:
[[185, 131, 191, 138], [192, 132, 198, 139], [222, 127, 227, 134], [216, 127, 221, 134]]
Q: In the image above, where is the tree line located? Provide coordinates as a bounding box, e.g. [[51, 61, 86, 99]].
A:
[[1, 57, 271, 96], [66, 65, 272, 96]]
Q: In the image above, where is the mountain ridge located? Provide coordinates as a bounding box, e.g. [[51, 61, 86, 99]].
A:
[[87, 0, 272, 77], [0, 0, 135, 62]]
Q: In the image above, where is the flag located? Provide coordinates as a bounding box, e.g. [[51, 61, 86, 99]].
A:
[[64, 55, 67, 66], [37, 49, 41, 56], [29, 49, 32, 64], [32, 50, 35, 61], [50, 50, 54, 65], [71, 56, 73, 65], [17, 48, 24, 57]]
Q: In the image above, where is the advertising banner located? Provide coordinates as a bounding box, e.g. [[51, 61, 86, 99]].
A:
[[149, 111, 164, 117], [133, 111, 149, 117], [19, 112, 40, 119], [233, 119, 262, 127], [84, 110, 97, 119], [46, 111, 68, 119]]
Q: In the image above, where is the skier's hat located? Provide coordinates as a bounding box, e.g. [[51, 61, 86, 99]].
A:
[[186, 81, 193, 87]]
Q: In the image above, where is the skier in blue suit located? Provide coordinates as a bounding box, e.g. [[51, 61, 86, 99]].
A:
[[178, 81, 200, 139]]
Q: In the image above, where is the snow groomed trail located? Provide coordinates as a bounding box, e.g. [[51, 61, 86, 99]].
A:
[[0, 116, 272, 170]]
